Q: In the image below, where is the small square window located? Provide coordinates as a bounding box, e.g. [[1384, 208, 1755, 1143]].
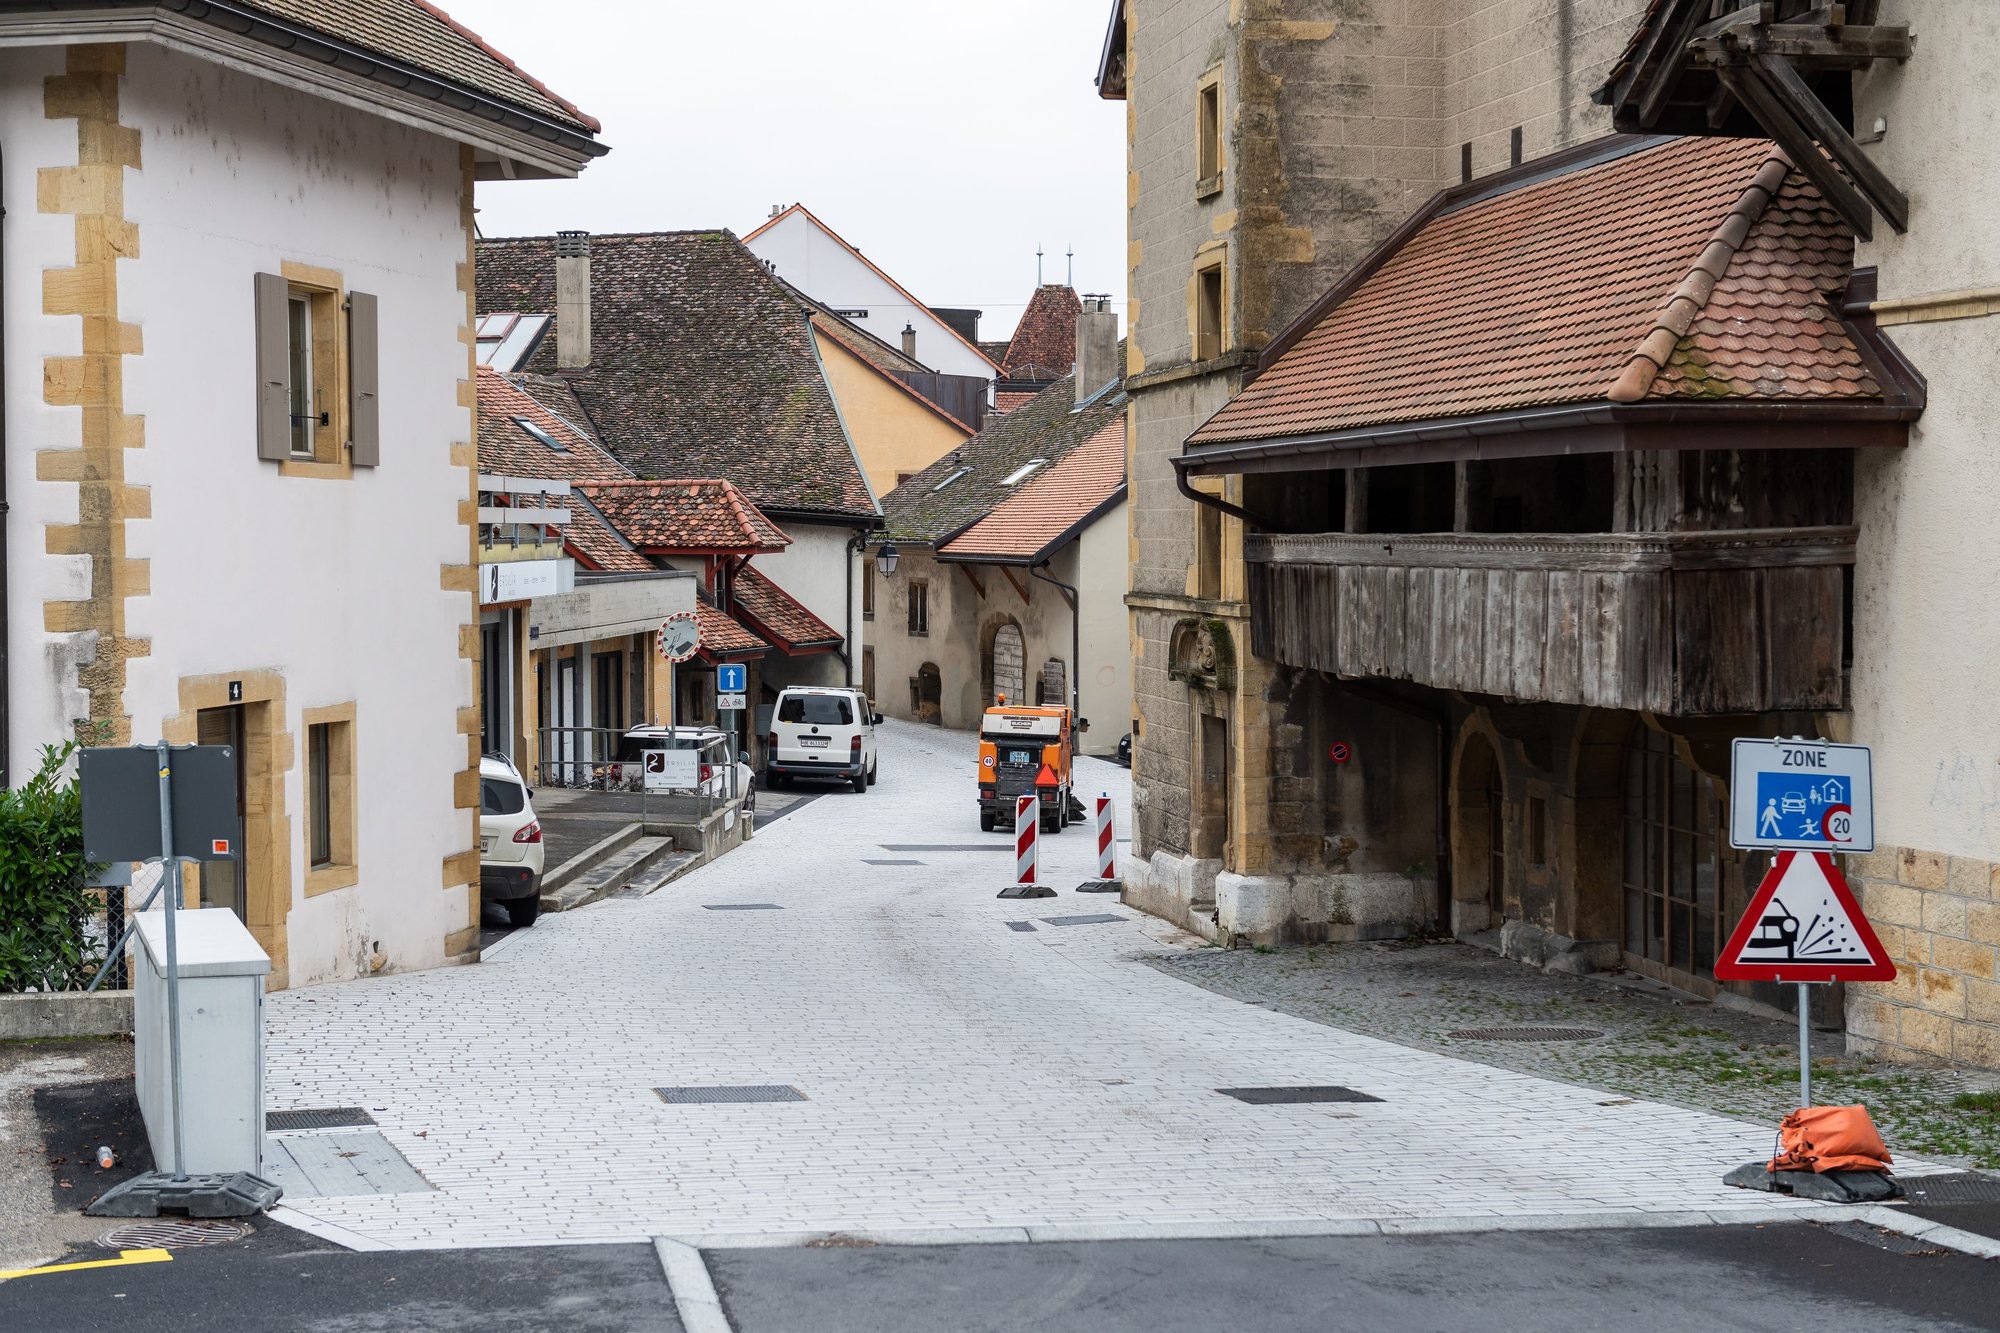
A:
[[303, 704, 358, 896], [514, 416, 568, 452]]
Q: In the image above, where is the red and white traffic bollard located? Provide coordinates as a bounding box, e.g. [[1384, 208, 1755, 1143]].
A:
[[1015, 794, 1039, 885], [1095, 793, 1115, 880]]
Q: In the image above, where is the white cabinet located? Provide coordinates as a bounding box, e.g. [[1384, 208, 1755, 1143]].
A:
[[132, 908, 270, 1176]]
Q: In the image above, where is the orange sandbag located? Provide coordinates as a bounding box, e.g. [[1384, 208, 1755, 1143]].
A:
[[1768, 1105, 1893, 1174]]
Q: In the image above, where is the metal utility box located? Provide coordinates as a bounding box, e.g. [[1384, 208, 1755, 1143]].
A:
[[132, 909, 270, 1176]]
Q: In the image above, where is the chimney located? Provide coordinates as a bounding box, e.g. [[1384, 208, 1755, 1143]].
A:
[[901, 323, 918, 359], [555, 230, 591, 369], [1074, 293, 1118, 407], [770, 203, 783, 219]]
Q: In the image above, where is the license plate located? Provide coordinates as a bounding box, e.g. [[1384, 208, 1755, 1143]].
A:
[[799, 737, 830, 748], [480, 837, 495, 853]]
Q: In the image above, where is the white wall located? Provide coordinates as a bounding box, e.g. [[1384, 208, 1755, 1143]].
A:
[[2, 46, 92, 773], [7, 43, 480, 986], [1849, 1, 2000, 862], [1075, 499, 1133, 756], [747, 212, 997, 384], [750, 520, 863, 691]]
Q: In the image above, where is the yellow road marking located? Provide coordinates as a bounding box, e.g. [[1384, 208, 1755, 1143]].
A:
[[0, 1248, 173, 1281]]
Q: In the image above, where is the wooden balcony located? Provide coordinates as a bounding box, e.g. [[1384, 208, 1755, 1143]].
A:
[[1245, 528, 1854, 715]]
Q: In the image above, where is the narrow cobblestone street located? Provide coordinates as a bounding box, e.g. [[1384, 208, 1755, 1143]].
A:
[[258, 721, 1926, 1251]]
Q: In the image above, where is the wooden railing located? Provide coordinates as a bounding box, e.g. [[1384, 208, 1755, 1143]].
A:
[[1245, 528, 1855, 715]]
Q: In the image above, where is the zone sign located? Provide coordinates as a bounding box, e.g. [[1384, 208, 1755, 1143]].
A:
[[1728, 738, 1873, 853]]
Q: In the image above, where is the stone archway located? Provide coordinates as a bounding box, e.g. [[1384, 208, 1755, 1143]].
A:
[[1449, 722, 1507, 935], [982, 617, 1026, 706], [913, 662, 942, 724], [1564, 708, 1637, 947]]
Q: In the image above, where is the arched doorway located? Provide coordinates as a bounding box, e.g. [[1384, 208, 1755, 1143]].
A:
[[985, 621, 1026, 705], [1452, 731, 1507, 930], [913, 662, 942, 724], [1621, 725, 1725, 989]]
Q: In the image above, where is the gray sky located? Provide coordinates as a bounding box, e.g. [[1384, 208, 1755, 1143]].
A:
[[458, 0, 1126, 342]]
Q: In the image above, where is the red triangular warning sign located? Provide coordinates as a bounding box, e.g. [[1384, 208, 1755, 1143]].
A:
[[1035, 763, 1059, 787], [1714, 851, 1896, 983]]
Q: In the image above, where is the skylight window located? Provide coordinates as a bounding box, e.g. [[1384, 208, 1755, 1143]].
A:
[[931, 467, 972, 492], [514, 416, 568, 452], [999, 459, 1047, 486]]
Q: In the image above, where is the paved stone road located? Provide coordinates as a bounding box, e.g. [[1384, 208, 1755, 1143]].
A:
[[265, 721, 1921, 1251]]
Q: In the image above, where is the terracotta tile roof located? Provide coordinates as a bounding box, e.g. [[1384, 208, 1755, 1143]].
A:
[[993, 390, 1038, 414], [939, 418, 1125, 563], [883, 355, 1127, 546], [1000, 285, 1081, 383], [239, 0, 597, 131], [731, 568, 843, 650], [563, 495, 652, 574], [804, 308, 929, 376], [1189, 137, 1883, 450], [474, 368, 629, 484], [475, 231, 877, 518], [575, 480, 793, 554], [695, 600, 769, 657]]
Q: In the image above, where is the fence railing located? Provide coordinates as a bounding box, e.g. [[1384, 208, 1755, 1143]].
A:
[[529, 727, 745, 821]]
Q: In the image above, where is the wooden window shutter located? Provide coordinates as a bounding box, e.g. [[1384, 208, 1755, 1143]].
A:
[[348, 291, 380, 467], [253, 272, 290, 461]]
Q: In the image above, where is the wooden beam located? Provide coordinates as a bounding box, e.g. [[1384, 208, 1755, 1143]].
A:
[[1704, 81, 1738, 129], [1714, 61, 1875, 240], [1744, 23, 1913, 60], [1609, 0, 1707, 114], [1753, 51, 1909, 231], [1694, 3, 1771, 41], [1637, 0, 1720, 127], [1001, 567, 1031, 604], [954, 564, 985, 599]]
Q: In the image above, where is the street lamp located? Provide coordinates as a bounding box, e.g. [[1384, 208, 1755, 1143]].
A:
[[876, 541, 900, 576]]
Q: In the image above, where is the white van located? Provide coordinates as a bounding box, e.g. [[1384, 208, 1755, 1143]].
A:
[[766, 686, 879, 793]]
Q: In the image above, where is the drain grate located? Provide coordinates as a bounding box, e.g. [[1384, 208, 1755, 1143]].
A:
[[703, 903, 783, 911], [1218, 1086, 1384, 1105], [1041, 914, 1125, 927], [1445, 1026, 1605, 1043], [1006, 922, 1037, 933], [266, 1106, 376, 1132], [1819, 1221, 1950, 1256], [100, 1219, 250, 1250], [879, 845, 1011, 852], [1901, 1173, 2000, 1205], [862, 859, 925, 866], [656, 1085, 807, 1104]]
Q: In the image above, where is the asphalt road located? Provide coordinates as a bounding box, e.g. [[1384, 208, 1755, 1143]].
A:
[[8, 1220, 2000, 1332]]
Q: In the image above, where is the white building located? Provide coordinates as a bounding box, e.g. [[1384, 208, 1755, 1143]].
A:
[[745, 204, 1002, 388], [0, 3, 602, 988]]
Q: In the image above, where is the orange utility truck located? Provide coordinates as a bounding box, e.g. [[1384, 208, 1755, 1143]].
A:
[[978, 698, 1086, 833]]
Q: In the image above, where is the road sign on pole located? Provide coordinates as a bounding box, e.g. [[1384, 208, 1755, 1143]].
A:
[[716, 692, 748, 711], [1715, 851, 1896, 985], [717, 663, 746, 694], [1729, 738, 1873, 852], [657, 612, 700, 664]]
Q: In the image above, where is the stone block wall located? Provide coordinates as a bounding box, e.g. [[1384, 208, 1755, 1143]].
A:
[[1847, 847, 2000, 1069]]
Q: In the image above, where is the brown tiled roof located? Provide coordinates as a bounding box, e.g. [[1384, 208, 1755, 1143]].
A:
[[474, 368, 629, 483], [980, 340, 1013, 364], [810, 316, 973, 433], [993, 390, 1038, 414], [1000, 285, 1081, 383], [238, 0, 597, 131], [563, 496, 652, 574], [475, 231, 877, 518], [574, 479, 793, 554], [883, 354, 1128, 546], [695, 600, 769, 657], [731, 568, 842, 650], [1189, 138, 1882, 449], [939, 419, 1125, 563]]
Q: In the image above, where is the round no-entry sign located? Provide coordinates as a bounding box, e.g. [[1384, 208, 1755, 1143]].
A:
[[1329, 742, 1352, 765], [1822, 803, 1854, 844]]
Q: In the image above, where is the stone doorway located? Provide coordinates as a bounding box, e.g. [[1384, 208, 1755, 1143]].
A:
[[1452, 730, 1506, 933]]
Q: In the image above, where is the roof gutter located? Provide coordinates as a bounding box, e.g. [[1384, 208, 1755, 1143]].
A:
[[0, 1, 605, 173]]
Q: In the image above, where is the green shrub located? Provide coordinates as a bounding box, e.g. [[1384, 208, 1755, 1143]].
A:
[[0, 742, 100, 992]]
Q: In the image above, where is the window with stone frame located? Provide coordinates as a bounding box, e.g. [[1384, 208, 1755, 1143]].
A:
[[907, 579, 930, 637]]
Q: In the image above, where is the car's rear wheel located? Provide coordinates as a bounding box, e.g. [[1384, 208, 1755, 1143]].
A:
[[867, 759, 878, 786], [980, 807, 995, 832], [851, 771, 868, 794], [505, 893, 540, 928]]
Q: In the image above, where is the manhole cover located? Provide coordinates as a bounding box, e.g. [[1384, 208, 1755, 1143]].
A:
[[878, 845, 1011, 852], [656, 1085, 807, 1104], [1902, 1173, 2000, 1204], [1041, 914, 1125, 926], [703, 903, 783, 911], [1445, 1026, 1605, 1042], [100, 1220, 250, 1250], [1218, 1086, 1384, 1105], [1006, 922, 1036, 932], [267, 1106, 376, 1131]]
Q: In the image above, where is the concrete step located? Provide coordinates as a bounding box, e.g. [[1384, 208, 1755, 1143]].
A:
[[542, 821, 644, 895], [541, 834, 676, 913]]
